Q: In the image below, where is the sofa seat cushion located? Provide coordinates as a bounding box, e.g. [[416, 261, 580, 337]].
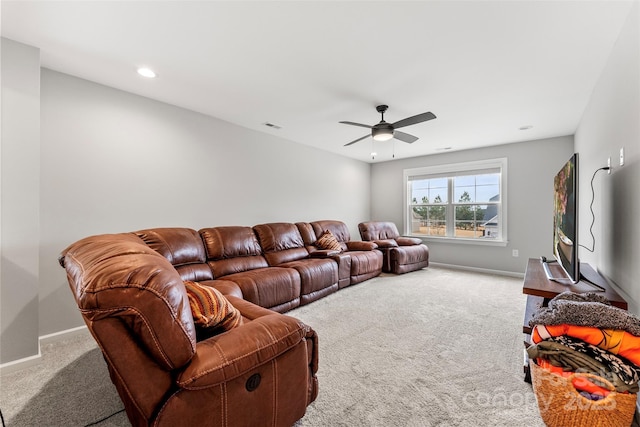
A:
[[347, 250, 383, 284], [279, 258, 338, 298], [390, 244, 430, 274], [221, 267, 301, 313], [391, 245, 429, 264]]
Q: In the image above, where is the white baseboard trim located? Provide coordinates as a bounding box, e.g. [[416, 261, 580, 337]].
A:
[[430, 262, 525, 279], [0, 325, 88, 375], [39, 325, 89, 344], [0, 351, 41, 374]]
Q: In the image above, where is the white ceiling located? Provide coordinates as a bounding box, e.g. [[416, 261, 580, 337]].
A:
[[1, 1, 634, 163]]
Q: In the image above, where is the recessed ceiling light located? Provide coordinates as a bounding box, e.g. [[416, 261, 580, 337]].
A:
[[519, 125, 533, 131], [137, 67, 157, 78]]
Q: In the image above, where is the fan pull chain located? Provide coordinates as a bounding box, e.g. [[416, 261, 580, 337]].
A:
[[393, 140, 395, 158]]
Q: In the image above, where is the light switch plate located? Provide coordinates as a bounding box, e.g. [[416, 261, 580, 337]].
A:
[[620, 147, 625, 166]]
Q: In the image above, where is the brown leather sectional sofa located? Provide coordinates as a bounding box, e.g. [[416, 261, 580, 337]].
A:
[[132, 220, 384, 314], [60, 219, 418, 426]]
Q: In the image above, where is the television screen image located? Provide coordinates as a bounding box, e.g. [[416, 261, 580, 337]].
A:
[[553, 153, 579, 283]]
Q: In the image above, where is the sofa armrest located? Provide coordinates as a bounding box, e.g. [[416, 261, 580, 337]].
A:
[[396, 237, 423, 246], [177, 314, 310, 389], [373, 239, 398, 248], [309, 249, 341, 258], [346, 241, 378, 251], [226, 295, 277, 320]]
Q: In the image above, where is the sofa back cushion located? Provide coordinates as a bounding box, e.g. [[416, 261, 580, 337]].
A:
[[310, 220, 350, 251], [253, 223, 309, 266], [134, 228, 213, 282], [59, 233, 197, 371], [199, 226, 269, 277], [358, 221, 401, 241], [295, 222, 315, 244]]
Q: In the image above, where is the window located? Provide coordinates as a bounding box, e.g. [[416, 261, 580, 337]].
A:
[[403, 158, 507, 245]]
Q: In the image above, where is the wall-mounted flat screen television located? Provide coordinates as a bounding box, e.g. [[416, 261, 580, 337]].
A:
[[553, 153, 579, 283]]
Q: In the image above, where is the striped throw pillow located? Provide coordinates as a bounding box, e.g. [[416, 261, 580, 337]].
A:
[[184, 281, 243, 335], [315, 230, 343, 252]]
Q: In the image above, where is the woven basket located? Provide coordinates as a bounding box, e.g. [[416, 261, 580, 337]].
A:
[[529, 360, 637, 427]]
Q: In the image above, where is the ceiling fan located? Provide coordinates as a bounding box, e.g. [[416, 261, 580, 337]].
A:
[[340, 105, 436, 146]]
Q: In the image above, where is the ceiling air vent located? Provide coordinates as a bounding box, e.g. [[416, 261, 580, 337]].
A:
[[263, 122, 282, 130]]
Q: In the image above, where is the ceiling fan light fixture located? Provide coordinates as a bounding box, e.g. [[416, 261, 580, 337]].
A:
[[372, 126, 394, 141], [341, 105, 435, 148]]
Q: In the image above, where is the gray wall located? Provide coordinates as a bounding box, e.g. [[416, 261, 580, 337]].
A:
[[1, 39, 41, 363], [371, 136, 575, 274], [575, 2, 639, 313], [1, 58, 371, 364], [38, 69, 371, 338]]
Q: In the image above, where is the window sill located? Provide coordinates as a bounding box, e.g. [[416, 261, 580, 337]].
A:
[[407, 235, 508, 247]]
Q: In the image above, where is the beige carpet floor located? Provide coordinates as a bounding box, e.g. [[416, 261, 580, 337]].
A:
[[1, 266, 547, 426], [292, 267, 544, 426]]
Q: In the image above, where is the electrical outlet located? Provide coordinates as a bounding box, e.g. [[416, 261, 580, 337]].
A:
[[512, 249, 519, 257], [620, 147, 625, 166], [607, 157, 611, 174]]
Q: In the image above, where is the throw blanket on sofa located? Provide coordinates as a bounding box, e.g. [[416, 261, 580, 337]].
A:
[[529, 291, 640, 337]]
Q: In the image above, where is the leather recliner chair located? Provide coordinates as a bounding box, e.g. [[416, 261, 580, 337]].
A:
[[358, 221, 429, 274], [59, 232, 318, 427]]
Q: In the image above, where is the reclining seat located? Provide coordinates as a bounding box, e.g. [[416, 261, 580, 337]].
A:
[[253, 222, 339, 306], [310, 220, 383, 285], [358, 221, 429, 274], [199, 226, 302, 313], [59, 232, 318, 427], [296, 222, 352, 289]]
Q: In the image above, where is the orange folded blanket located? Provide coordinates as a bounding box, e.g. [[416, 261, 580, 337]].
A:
[[532, 324, 640, 367]]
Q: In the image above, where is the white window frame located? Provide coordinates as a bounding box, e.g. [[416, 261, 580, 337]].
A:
[[403, 158, 508, 246]]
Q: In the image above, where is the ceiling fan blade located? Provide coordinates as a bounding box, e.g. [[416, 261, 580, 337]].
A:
[[344, 134, 370, 146], [339, 121, 373, 129], [392, 112, 436, 129], [394, 131, 419, 144]]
